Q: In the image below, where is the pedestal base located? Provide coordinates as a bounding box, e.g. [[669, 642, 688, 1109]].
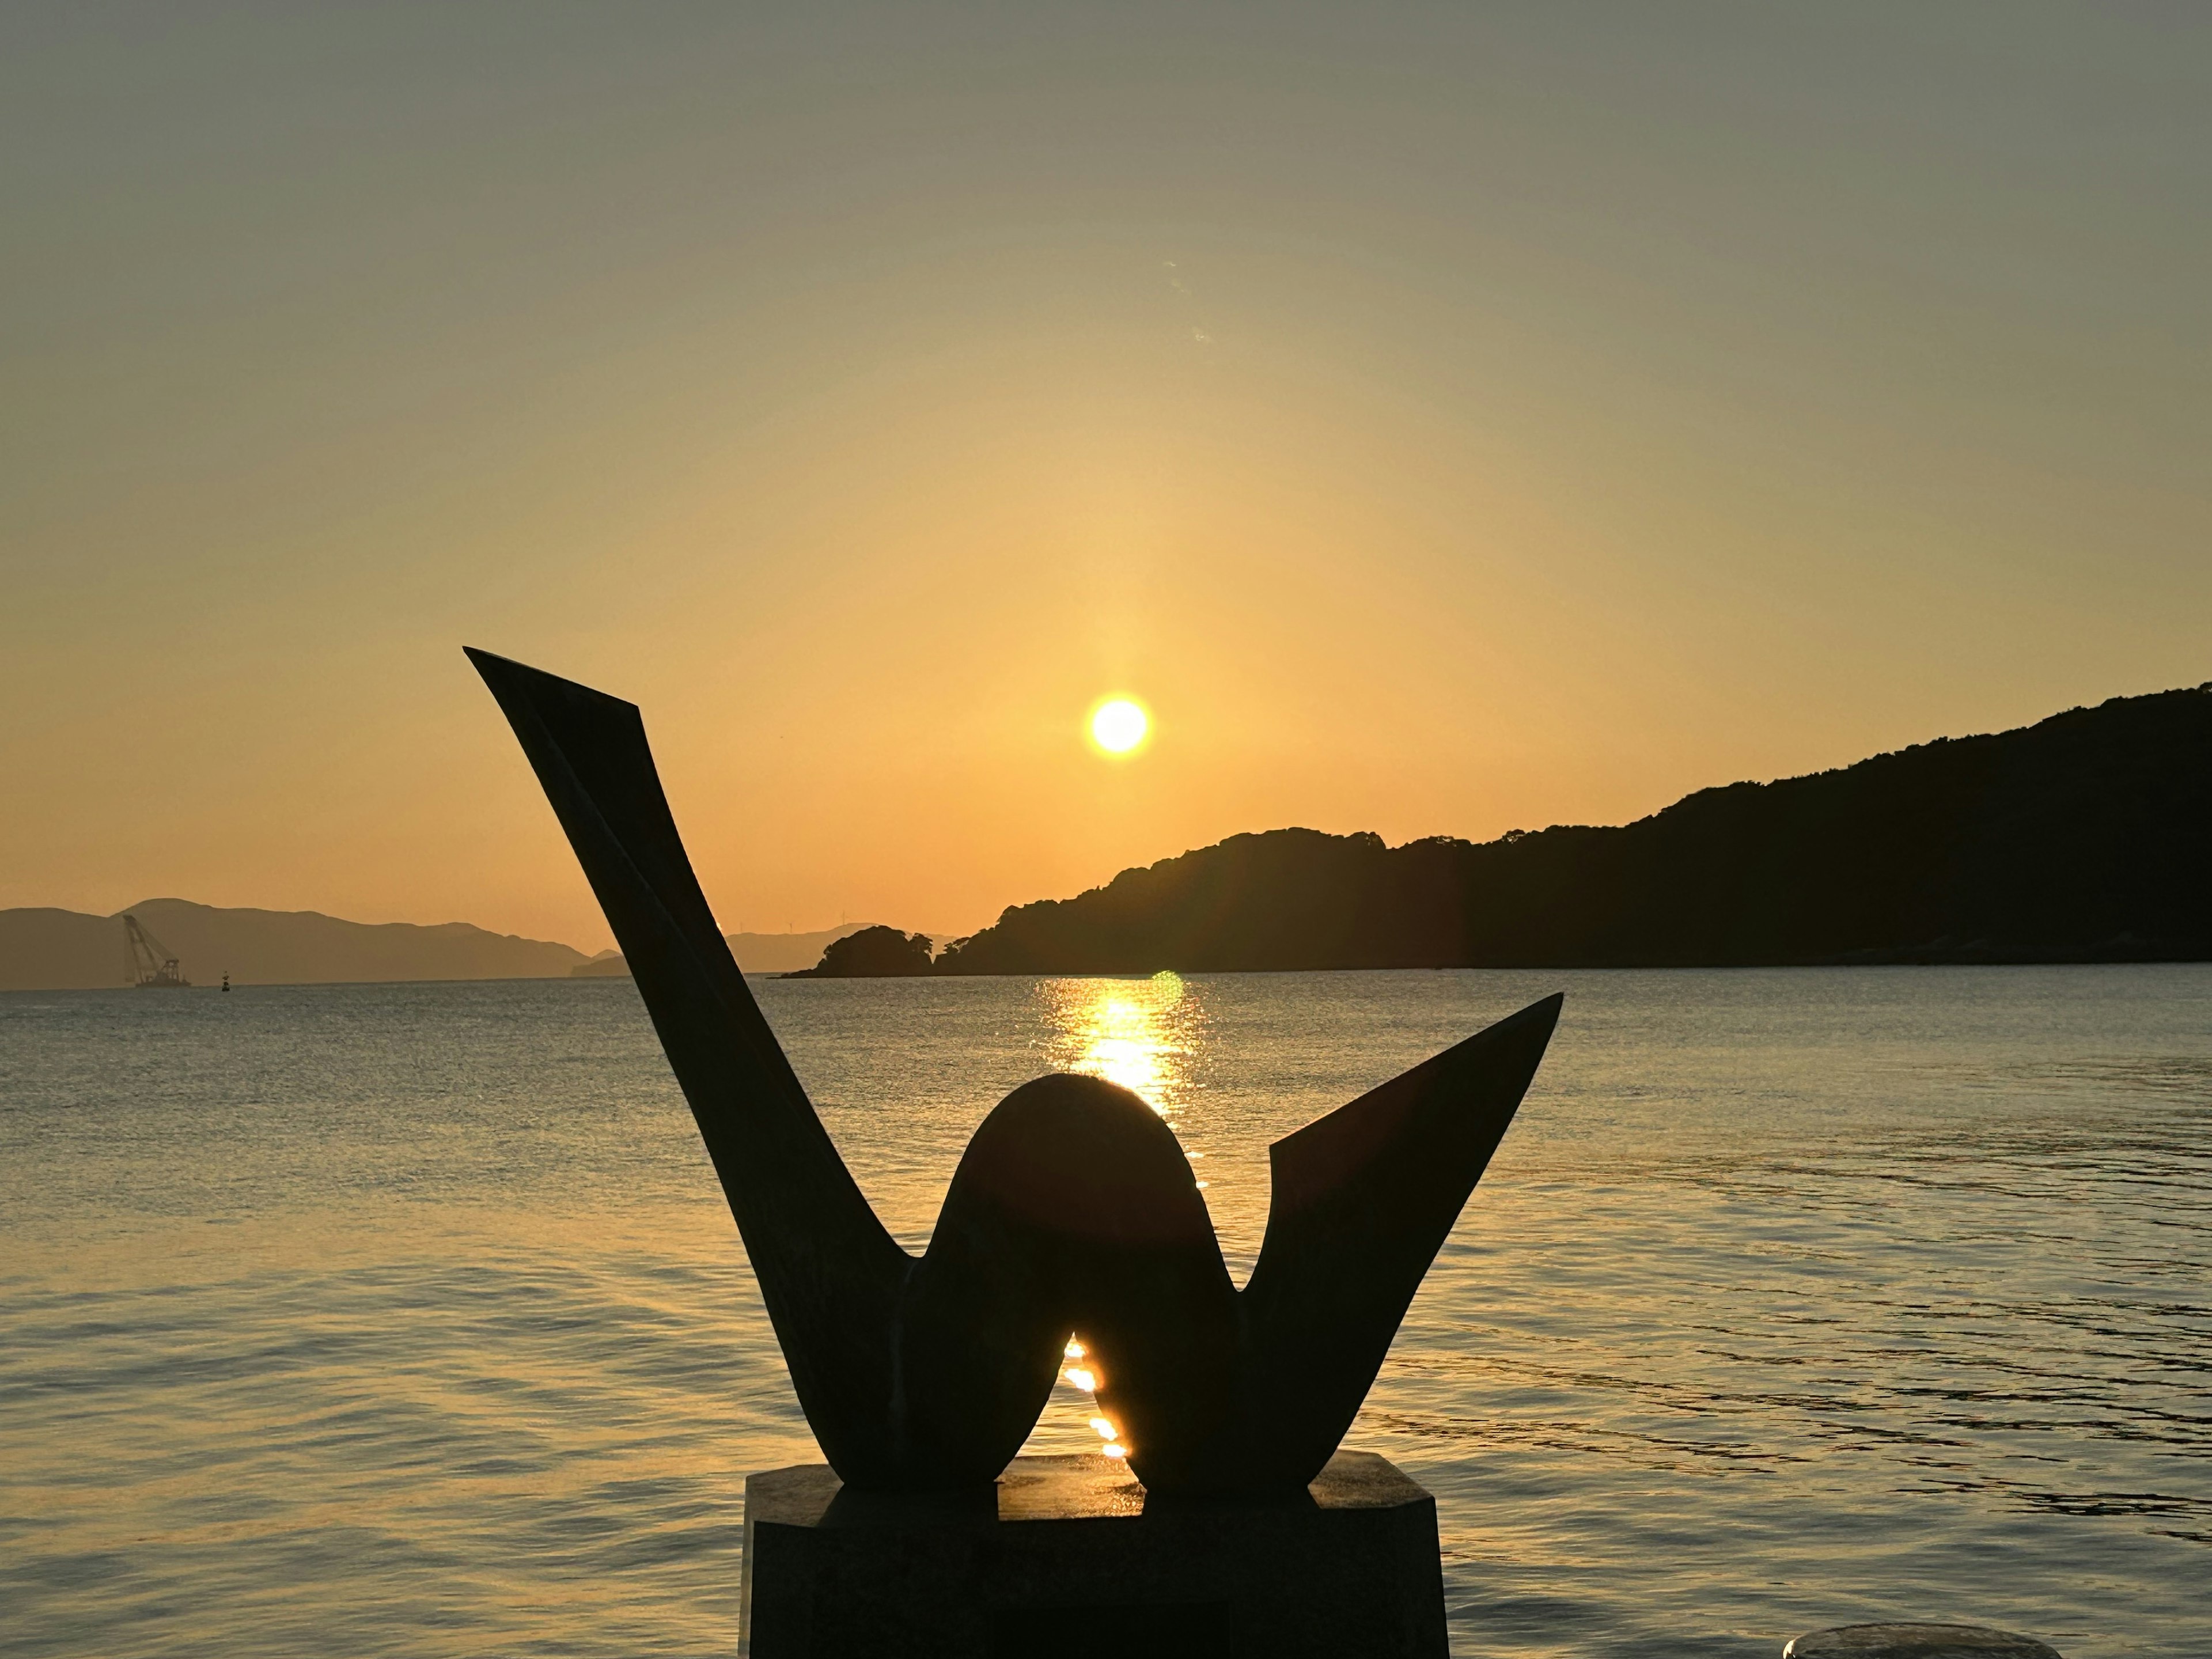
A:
[[740, 1451, 1448, 1658]]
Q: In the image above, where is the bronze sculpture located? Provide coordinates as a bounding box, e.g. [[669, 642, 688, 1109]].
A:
[[468, 647, 1559, 1498]]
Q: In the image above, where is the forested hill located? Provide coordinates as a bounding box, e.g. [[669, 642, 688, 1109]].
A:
[[935, 683, 2212, 973]]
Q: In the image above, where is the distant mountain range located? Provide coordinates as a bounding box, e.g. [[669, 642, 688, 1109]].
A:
[[0, 898, 592, 991], [0, 902, 902, 991], [935, 682, 2212, 973]]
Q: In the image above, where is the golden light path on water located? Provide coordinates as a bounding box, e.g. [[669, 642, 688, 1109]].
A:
[[1036, 970, 1200, 1123], [1034, 972, 1208, 1463], [6, 971, 2210, 1657]]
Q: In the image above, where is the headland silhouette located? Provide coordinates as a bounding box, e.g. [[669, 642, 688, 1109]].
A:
[[920, 681, 2211, 975]]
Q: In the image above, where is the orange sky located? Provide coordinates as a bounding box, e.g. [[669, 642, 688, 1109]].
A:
[[5, 7, 2207, 953]]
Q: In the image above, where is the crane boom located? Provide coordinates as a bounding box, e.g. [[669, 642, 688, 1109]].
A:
[[122, 914, 190, 988]]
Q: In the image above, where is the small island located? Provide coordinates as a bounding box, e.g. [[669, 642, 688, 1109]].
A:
[[783, 925, 936, 978]]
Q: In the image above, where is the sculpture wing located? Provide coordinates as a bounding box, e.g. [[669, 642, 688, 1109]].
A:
[[465, 649, 910, 1479], [1237, 994, 1562, 1488]]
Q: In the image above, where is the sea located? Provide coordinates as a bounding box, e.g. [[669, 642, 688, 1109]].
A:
[[2, 967, 2207, 1658]]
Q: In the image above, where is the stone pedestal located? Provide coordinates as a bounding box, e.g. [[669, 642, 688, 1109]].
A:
[[740, 1450, 1448, 1658]]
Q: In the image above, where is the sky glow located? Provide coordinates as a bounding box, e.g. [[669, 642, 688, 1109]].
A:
[[2, 7, 2205, 950]]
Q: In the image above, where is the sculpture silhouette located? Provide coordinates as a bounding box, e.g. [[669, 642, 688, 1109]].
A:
[[468, 648, 1560, 1498]]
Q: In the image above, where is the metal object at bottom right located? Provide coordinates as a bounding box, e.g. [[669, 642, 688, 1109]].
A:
[[1785, 1624, 2063, 1658]]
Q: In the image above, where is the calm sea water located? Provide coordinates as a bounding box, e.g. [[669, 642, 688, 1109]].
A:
[[2, 968, 2207, 1657]]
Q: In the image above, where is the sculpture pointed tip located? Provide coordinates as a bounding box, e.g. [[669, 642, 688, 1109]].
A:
[[463, 648, 644, 721], [1467, 991, 1565, 1054], [463, 646, 531, 695], [463, 645, 533, 685]]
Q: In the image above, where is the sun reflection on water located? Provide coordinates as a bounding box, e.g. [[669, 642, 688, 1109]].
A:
[[1060, 1340, 1127, 1459], [1036, 971, 1203, 1120]]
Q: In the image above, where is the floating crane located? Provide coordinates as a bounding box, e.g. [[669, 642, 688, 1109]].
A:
[[122, 914, 191, 988]]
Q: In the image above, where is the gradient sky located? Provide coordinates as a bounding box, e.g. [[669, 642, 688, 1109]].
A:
[[5, 5, 2207, 953]]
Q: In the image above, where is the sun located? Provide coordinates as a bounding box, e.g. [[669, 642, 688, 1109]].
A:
[[1088, 697, 1150, 756]]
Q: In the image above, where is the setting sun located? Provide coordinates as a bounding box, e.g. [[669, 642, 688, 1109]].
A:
[[1088, 698, 1150, 756]]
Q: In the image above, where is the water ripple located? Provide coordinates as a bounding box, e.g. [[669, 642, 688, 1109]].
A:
[[3, 966, 2207, 1657]]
